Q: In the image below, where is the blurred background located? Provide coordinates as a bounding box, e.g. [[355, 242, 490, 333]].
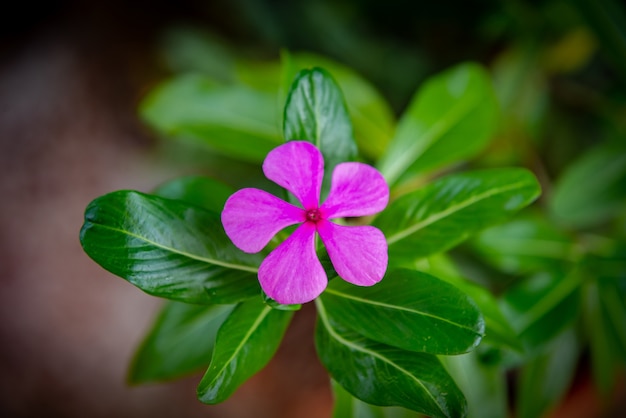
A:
[[1, 0, 625, 417]]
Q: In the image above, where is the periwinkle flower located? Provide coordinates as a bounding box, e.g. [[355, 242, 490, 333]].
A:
[[222, 141, 389, 304]]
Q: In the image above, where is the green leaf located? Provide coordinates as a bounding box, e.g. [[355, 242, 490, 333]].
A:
[[582, 243, 626, 394], [583, 280, 621, 394], [458, 283, 522, 351], [197, 298, 294, 403], [501, 271, 581, 350], [416, 254, 522, 351], [235, 59, 283, 92], [516, 328, 580, 418], [550, 140, 626, 228], [262, 292, 302, 311], [129, 301, 234, 383], [472, 214, 576, 275], [598, 276, 626, 362], [316, 299, 467, 418], [375, 168, 541, 264], [79, 191, 262, 304], [153, 175, 234, 212], [140, 74, 282, 163], [160, 25, 236, 81], [282, 51, 395, 159], [332, 380, 385, 418], [321, 269, 484, 355], [442, 351, 508, 418], [283, 68, 357, 187], [331, 380, 416, 418], [377, 63, 499, 185]]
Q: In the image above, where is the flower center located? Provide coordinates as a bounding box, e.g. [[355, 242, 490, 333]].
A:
[[305, 208, 322, 223]]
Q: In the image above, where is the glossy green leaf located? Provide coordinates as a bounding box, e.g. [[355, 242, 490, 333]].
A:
[[316, 299, 467, 418], [282, 51, 395, 158], [140, 74, 282, 163], [375, 168, 541, 264], [129, 301, 234, 383], [197, 298, 293, 404], [153, 175, 234, 212], [472, 214, 576, 274], [516, 328, 580, 418], [283, 68, 357, 181], [79, 191, 262, 304], [501, 271, 581, 350], [377, 63, 499, 185], [321, 269, 484, 355], [550, 140, 626, 228]]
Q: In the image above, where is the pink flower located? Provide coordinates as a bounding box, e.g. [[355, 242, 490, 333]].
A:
[[221, 141, 389, 305]]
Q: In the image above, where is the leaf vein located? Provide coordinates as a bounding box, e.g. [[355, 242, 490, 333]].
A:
[[204, 305, 272, 390], [316, 299, 446, 417], [89, 222, 258, 273], [324, 288, 482, 336], [386, 180, 530, 245]]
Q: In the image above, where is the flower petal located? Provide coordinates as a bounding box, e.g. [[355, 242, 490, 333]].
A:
[[317, 220, 387, 286], [258, 222, 327, 304], [222, 188, 304, 253], [320, 162, 389, 219], [262, 141, 324, 209]]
